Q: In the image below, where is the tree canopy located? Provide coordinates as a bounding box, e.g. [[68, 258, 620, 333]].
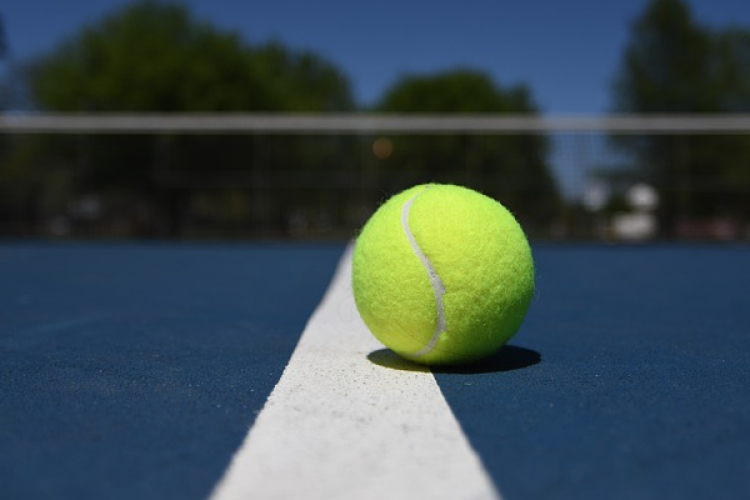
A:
[[375, 70, 560, 230], [612, 0, 713, 113], [378, 70, 536, 113], [8, 0, 750, 238], [611, 0, 750, 233], [4, 1, 358, 237], [3, 3, 561, 238], [28, 1, 354, 112], [613, 0, 750, 114]]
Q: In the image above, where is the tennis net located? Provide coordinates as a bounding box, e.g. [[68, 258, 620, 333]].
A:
[[2, 113, 749, 241]]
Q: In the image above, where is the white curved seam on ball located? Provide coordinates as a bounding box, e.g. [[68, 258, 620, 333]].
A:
[[401, 186, 446, 357]]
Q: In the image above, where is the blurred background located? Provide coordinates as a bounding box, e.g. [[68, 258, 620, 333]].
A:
[[1, 0, 749, 241]]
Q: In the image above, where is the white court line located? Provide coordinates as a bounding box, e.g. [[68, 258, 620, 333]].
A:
[[210, 247, 501, 500]]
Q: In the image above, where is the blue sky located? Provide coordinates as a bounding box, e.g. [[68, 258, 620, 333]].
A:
[[2, 0, 749, 113]]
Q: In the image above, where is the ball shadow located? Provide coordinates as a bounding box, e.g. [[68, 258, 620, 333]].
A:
[[367, 344, 541, 374]]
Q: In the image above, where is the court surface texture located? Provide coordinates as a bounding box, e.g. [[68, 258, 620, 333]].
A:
[[1, 242, 749, 500]]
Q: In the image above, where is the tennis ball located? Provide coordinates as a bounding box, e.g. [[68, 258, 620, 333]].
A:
[[352, 183, 534, 366]]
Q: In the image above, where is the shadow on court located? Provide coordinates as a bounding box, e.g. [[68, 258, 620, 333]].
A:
[[367, 345, 541, 374]]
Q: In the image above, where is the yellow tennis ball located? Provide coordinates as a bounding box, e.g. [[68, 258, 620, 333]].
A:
[[352, 183, 534, 366]]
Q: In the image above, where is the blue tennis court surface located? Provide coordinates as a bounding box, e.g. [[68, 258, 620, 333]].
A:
[[438, 245, 750, 499], [0, 243, 344, 499], [1, 242, 749, 499]]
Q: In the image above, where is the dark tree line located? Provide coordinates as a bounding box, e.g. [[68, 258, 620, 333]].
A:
[[374, 71, 559, 229], [1, 2, 560, 238], [611, 0, 750, 236], [2, 0, 750, 239]]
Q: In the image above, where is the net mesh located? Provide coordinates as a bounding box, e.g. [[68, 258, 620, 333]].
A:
[[1, 114, 749, 241]]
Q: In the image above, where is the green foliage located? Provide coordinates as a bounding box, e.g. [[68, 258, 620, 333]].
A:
[[611, 0, 750, 231], [0, 79, 10, 110], [612, 0, 713, 113], [4, 1, 357, 237], [374, 69, 559, 231], [254, 41, 355, 112], [28, 1, 353, 112], [711, 28, 750, 111], [378, 70, 535, 113], [613, 0, 750, 114]]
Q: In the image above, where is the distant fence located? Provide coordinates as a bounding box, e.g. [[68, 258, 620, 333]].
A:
[[3, 113, 750, 134], [2, 113, 750, 241]]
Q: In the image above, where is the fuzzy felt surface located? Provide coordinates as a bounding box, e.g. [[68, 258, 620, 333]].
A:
[[352, 184, 534, 365]]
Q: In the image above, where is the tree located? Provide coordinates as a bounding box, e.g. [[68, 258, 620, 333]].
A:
[[611, 0, 750, 235], [612, 0, 713, 113], [29, 3, 353, 112], [712, 28, 750, 111], [12, 1, 355, 237], [374, 69, 560, 232]]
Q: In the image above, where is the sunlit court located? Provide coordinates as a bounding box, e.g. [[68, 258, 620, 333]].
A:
[[2, 1, 750, 499]]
